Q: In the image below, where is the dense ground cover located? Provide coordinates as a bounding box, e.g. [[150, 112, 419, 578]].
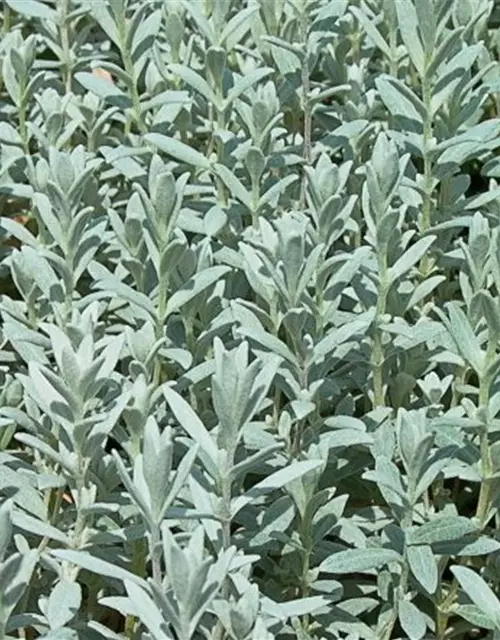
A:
[[2, 0, 500, 638]]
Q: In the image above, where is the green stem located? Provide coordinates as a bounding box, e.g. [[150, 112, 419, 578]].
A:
[[153, 273, 168, 386], [72, 473, 87, 550], [117, 13, 146, 134], [15, 485, 63, 639], [437, 343, 496, 635], [127, 530, 148, 635], [299, 9, 311, 210], [185, 318, 199, 413], [380, 513, 412, 640], [212, 452, 234, 640], [148, 525, 162, 586], [371, 253, 389, 408], [2, 2, 10, 36], [421, 76, 433, 233], [123, 51, 145, 133], [299, 518, 313, 632], [419, 66, 434, 278], [219, 448, 235, 554], [19, 96, 29, 154], [389, 28, 398, 78], [475, 342, 495, 527], [58, 0, 72, 94]]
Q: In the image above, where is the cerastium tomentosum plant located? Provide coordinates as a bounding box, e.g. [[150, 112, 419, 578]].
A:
[[2, 0, 500, 639]]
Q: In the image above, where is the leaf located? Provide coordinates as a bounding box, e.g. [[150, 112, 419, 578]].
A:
[[454, 604, 498, 631], [5, 0, 56, 20], [231, 460, 324, 517], [181, 0, 215, 45], [220, 6, 257, 47], [112, 451, 153, 523], [445, 303, 484, 373], [398, 599, 426, 640], [451, 566, 500, 625], [91, 3, 120, 48], [0, 459, 46, 519], [167, 64, 218, 105], [319, 548, 401, 574], [167, 266, 231, 316], [376, 76, 425, 125], [395, 0, 425, 76], [47, 581, 81, 629], [214, 164, 252, 210], [0, 501, 12, 562], [50, 550, 146, 586], [262, 595, 331, 620], [161, 444, 199, 520], [236, 326, 299, 367], [75, 72, 132, 109], [474, 290, 500, 338], [124, 581, 171, 640], [388, 236, 436, 284], [434, 535, 500, 557], [407, 544, 438, 594], [0, 550, 38, 621], [224, 68, 274, 108], [20, 246, 62, 302], [163, 385, 218, 466], [414, 0, 435, 53], [0, 217, 38, 248], [314, 315, 373, 359], [12, 510, 68, 545], [144, 133, 211, 170], [15, 433, 73, 476], [130, 9, 162, 62], [93, 278, 156, 319], [228, 443, 284, 483], [407, 516, 479, 546], [350, 7, 390, 57], [405, 275, 445, 311]]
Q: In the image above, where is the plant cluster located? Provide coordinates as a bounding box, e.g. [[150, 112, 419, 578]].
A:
[[2, 0, 500, 638]]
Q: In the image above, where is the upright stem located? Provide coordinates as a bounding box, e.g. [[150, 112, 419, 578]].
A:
[[371, 252, 388, 408], [117, 12, 146, 134], [219, 447, 235, 554], [389, 28, 398, 78], [213, 450, 234, 640], [299, 7, 311, 209], [436, 342, 496, 637], [153, 273, 168, 386], [380, 511, 413, 640], [421, 76, 433, 233], [58, 0, 72, 94], [2, 2, 10, 36], [475, 340, 495, 526], [149, 525, 162, 586], [19, 94, 29, 154], [419, 66, 434, 278], [71, 465, 88, 550]]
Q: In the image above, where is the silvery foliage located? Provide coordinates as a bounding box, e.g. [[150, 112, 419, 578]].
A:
[[1, 0, 500, 638]]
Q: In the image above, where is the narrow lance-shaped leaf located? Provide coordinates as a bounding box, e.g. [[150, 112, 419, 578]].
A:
[[398, 599, 426, 640], [166, 266, 231, 316], [163, 385, 218, 467], [144, 133, 211, 170], [388, 236, 436, 284], [231, 460, 325, 516], [319, 548, 402, 574], [75, 72, 132, 109], [50, 550, 147, 587], [350, 6, 391, 57], [395, 0, 425, 76], [451, 566, 500, 626]]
